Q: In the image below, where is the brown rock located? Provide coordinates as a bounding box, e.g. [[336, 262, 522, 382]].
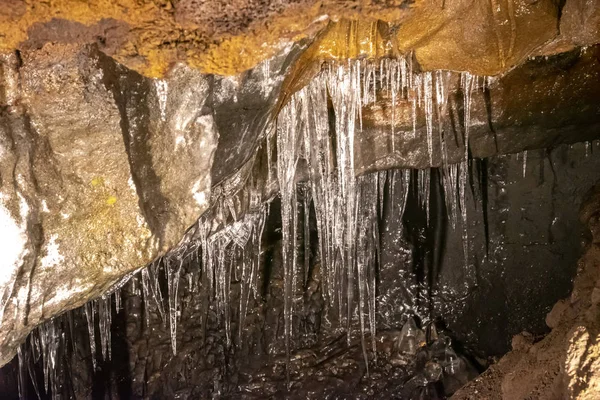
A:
[[564, 326, 600, 399], [512, 332, 535, 352], [547, 299, 569, 329], [560, 0, 600, 48]]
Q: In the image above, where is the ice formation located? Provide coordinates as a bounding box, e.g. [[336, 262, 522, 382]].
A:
[[15, 56, 489, 398]]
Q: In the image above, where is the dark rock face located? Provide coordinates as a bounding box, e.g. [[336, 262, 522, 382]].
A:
[[453, 178, 600, 400]]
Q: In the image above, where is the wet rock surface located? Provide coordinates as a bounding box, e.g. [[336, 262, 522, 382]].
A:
[[2, 143, 600, 399], [452, 178, 600, 400], [0, 45, 155, 367]]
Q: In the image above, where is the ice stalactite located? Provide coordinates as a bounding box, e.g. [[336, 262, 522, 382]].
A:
[[17, 347, 25, 399], [460, 72, 475, 270], [84, 301, 96, 370], [114, 288, 122, 313], [424, 71, 434, 166], [39, 318, 59, 397], [355, 174, 379, 368], [418, 168, 431, 224], [302, 187, 311, 287], [167, 257, 183, 354], [276, 94, 301, 364], [522, 150, 528, 177], [141, 264, 165, 328], [198, 207, 267, 348], [396, 169, 412, 223], [378, 170, 387, 218], [239, 208, 266, 343], [98, 297, 112, 361], [272, 57, 487, 366], [275, 61, 370, 358], [443, 163, 460, 229], [327, 61, 361, 341]]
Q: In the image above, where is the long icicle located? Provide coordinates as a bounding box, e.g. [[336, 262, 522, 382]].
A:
[[460, 72, 474, 270]]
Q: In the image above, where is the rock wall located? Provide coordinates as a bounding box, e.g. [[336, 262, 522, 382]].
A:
[[453, 179, 600, 399]]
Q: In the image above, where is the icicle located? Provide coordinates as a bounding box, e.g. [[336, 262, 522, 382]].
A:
[[276, 90, 301, 367], [461, 72, 474, 161], [167, 257, 183, 354], [390, 60, 397, 151], [522, 150, 528, 177], [98, 297, 111, 361], [425, 169, 431, 224], [114, 288, 121, 313], [417, 168, 431, 222], [400, 57, 407, 97], [261, 58, 271, 96], [411, 92, 417, 138], [26, 342, 41, 400], [38, 319, 59, 396], [140, 268, 152, 327], [443, 163, 459, 228], [460, 73, 474, 268], [435, 71, 448, 169], [399, 169, 411, 222], [84, 302, 96, 369], [459, 161, 469, 268], [415, 74, 423, 107], [254, 207, 267, 299], [239, 212, 265, 344], [355, 174, 379, 373], [266, 132, 273, 184], [378, 170, 387, 217], [304, 75, 336, 307], [17, 346, 26, 399], [424, 72, 434, 165], [303, 188, 311, 287]]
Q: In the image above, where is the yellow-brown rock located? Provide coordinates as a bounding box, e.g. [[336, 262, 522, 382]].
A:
[[0, 0, 598, 79]]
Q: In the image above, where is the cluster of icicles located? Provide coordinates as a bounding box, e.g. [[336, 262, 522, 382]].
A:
[[273, 59, 483, 369], [16, 56, 493, 398]]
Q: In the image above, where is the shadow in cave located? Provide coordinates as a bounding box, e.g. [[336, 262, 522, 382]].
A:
[[402, 168, 449, 320]]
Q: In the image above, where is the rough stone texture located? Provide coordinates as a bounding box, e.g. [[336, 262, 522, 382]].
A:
[[452, 180, 600, 399], [0, 45, 154, 367], [98, 52, 218, 251], [549, 0, 600, 52], [0, 0, 599, 77], [0, 44, 220, 367]]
